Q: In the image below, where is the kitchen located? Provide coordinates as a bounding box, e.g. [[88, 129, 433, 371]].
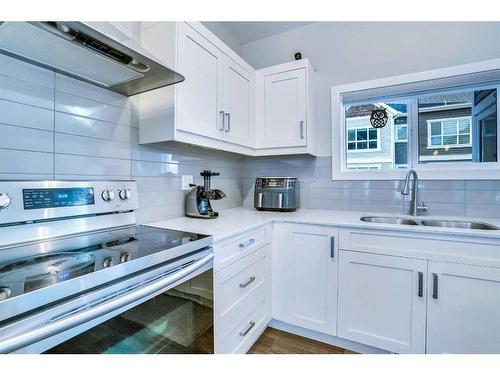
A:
[[1, 1, 500, 372]]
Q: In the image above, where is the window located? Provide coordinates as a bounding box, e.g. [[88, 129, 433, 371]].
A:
[[427, 117, 471, 148], [347, 127, 379, 151], [332, 64, 500, 180]]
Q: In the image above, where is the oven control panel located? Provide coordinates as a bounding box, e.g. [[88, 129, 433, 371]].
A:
[[0, 180, 138, 225]]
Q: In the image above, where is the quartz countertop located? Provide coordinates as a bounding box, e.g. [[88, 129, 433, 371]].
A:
[[146, 207, 500, 242]]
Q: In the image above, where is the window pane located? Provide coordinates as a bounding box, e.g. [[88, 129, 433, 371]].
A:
[[395, 142, 408, 167], [431, 122, 441, 136], [344, 101, 408, 171], [396, 126, 407, 141], [357, 129, 367, 140], [418, 89, 497, 164]]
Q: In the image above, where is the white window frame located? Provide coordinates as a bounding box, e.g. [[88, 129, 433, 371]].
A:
[[426, 116, 472, 149], [346, 125, 381, 153], [331, 58, 500, 180]]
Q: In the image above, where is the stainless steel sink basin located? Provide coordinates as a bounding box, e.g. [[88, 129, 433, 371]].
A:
[[360, 215, 499, 230], [360, 216, 419, 225], [420, 219, 499, 230]]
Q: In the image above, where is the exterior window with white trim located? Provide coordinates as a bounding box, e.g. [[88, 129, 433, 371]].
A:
[[427, 117, 471, 149]]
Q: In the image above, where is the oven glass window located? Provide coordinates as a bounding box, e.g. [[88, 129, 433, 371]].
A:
[[46, 270, 213, 354]]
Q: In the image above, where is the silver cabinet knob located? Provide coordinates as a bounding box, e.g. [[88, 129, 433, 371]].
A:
[[119, 188, 131, 201], [101, 189, 115, 202], [0, 193, 11, 210]]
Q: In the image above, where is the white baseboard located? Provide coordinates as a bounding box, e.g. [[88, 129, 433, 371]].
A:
[[268, 319, 389, 354]]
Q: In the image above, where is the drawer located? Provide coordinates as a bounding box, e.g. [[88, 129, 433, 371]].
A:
[[214, 225, 270, 271], [216, 298, 267, 354], [214, 246, 269, 336]]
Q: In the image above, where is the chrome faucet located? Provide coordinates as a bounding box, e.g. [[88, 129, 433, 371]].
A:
[[399, 169, 428, 216]]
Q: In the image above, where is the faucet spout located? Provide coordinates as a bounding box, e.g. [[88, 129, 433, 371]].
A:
[[399, 169, 427, 216]]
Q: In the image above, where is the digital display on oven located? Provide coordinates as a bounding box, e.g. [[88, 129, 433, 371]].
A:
[[23, 188, 95, 210]]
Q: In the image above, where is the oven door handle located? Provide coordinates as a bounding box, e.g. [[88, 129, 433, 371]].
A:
[[0, 253, 214, 353]]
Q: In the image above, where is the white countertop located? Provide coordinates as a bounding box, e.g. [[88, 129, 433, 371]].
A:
[[146, 207, 500, 242]]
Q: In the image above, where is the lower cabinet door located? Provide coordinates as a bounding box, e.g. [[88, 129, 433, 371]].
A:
[[427, 261, 500, 353], [273, 223, 338, 335], [338, 250, 427, 353]]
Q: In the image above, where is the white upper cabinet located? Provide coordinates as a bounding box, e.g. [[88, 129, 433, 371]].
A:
[[176, 22, 223, 140], [138, 22, 315, 156], [139, 22, 255, 155], [255, 59, 316, 156], [273, 223, 338, 335], [221, 57, 253, 147], [338, 250, 427, 353], [426, 261, 500, 354], [264, 68, 306, 147]]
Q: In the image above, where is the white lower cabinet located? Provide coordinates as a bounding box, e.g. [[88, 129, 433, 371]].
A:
[[338, 250, 427, 353], [426, 261, 500, 353], [214, 239, 271, 354], [273, 223, 338, 335]]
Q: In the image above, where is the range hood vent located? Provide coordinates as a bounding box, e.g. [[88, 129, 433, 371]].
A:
[[0, 22, 184, 96]]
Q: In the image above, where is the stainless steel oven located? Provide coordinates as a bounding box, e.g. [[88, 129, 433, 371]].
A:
[[0, 180, 214, 354]]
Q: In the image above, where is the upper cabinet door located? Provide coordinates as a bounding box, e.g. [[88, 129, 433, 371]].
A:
[[176, 23, 224, 140], [263, 68, 307, 148], [273, 223, 338, 335], [222, 59, 252, 147], [427, 261, 500, 354], [338, 251, 427, 353]]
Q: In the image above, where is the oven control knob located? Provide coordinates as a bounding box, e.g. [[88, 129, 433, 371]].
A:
[[102, 256, 115, 268], [0, 287, 12, 301], [101, 189, 115, 202], [0, 193, 11, 210], [120, 252, 131, 263], [119, 188, 131, 201]]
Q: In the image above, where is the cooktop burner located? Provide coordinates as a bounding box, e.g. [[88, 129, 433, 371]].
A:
[[0, 225, 209, 299]]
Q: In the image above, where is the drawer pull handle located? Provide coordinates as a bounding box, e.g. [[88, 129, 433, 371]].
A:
[[418, 271, 423, 297], [239, 276, 256, 288], [239, 239, 255, 248], [240, 321, 255, 337]]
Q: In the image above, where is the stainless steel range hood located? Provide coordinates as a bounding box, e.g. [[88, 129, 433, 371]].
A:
[[0, 22, 184, 96]]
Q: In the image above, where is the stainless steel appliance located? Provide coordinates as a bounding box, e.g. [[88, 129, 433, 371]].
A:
[[185, 170, 226, 219], [0, 22, 184, 96], [0, 180, 214, 354], [254, 177, 299, 212]]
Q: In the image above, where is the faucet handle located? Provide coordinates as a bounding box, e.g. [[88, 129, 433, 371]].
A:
[[417, 202, 428, 214]]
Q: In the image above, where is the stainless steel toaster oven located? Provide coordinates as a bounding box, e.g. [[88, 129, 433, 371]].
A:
[[254, 177, 299, 212]]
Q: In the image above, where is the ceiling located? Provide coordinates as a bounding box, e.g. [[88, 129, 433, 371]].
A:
[[216, 22, 315, 44]]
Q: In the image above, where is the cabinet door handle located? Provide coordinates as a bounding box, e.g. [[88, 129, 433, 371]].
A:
[[330, 236, 335, 258], [432, 273, 438, 299], [418, 272, 423, 297], [299, 120, 304, 139], [239, 276, 256, 288], [219, 111, 225, 131], [239, 238, 255, 248], [240, 321, 255, 337], [225, 112, 231, 132]]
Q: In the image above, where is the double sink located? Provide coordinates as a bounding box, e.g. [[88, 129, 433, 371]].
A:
[[360, 216, 499, 230]]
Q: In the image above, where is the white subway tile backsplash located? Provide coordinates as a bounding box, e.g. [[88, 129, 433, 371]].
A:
[[0, 99, 54, 131], [55, 133, 131, 160], [0, 75, 54, 109], [0, 124, 53, 152], [55, 154, 131, 176], [0, 149, 53, 174], [55, 91, 133, 126]]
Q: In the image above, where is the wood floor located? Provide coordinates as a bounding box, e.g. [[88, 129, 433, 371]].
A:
[[248, 328, 358, 354]]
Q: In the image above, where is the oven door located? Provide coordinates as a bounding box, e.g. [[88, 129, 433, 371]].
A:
[[0, 249, 214, 354]]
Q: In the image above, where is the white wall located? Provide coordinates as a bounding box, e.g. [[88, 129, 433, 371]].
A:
[[240, 22, 500, 156]]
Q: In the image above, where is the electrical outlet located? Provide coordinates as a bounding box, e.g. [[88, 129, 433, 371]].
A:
[[181, 175, 194, 190]]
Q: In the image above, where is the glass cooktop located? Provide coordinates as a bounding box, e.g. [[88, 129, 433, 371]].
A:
[[0, 225, 210, 300]]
